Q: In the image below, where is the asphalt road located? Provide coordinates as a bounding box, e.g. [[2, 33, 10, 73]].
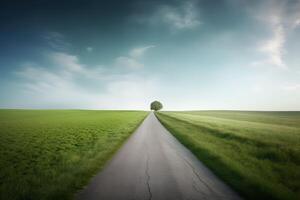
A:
[[77, 112, 242, 200]]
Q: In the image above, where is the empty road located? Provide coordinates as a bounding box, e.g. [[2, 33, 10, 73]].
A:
[[77, 112, 242, 200]]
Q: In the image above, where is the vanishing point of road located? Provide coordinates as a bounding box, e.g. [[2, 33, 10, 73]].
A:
[[77, 112, 242, 200]]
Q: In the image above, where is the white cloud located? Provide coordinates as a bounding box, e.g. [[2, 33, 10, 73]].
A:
[[48, 52, 105, 79], [135, 0, 201, 31], [86, 47, 93, 52], [115, 56, 144, 69], [51, 52, 84, 72], [293, 18, 300, 28], [16, 64, 79, 106], [258, 24, 286, 68], [16, 51, 158, 109], [251, 0, 300, 69], [159, 2, 201, 30], [43, 32, 71, 50], [115, 45, 155, 69], [282, 84, 300, 91], [8, 31, 159, 109], [251, 84, 264, 94], [129, 45, 155, 58], [97, 75, 158, 109], [17, 53, 93, 100]]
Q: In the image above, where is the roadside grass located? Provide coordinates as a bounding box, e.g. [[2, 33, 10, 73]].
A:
[[0, 110, 148, 200], [156, 111, 300, 200]]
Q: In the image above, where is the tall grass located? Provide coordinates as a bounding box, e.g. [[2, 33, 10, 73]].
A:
[[0, 110, 147, 200], [156, 111, 300, 200]]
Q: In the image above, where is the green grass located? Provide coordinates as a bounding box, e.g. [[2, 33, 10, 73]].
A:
[[0, 109, 148, 200], [156, 111, 300, 200]]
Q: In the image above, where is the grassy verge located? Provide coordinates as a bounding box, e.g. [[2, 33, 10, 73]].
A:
[[0, 110, 148, 200], [155, 111, 300, 200]]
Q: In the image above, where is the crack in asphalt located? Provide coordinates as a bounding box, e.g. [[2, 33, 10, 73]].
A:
[[182, 156, 216, 195], [191, 177, 207, 199], [169, 142, 224, 200], [159, 132, 218, 198], [76, 113, 241, 200], [177, 151, 225, 200], [145, 150, 152, 200]]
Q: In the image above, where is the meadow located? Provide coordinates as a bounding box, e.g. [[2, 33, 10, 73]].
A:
[[156, 111, 300, 200], [0, 110, 147, 200]]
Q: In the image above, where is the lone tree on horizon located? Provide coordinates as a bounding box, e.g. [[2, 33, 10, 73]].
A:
[[150, 101, 163, 111]]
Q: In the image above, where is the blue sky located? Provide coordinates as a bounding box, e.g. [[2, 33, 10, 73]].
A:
[[0, 0, 300, 110]]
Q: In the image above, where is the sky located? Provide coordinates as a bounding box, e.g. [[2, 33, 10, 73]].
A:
[[0, 0, 300, 110]]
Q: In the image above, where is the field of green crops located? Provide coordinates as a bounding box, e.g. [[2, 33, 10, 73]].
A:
[[0, 110, 147, 200], [156, 111, 300, 200]]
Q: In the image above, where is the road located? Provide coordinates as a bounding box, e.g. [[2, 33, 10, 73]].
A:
[[77, 112, 242, 200]]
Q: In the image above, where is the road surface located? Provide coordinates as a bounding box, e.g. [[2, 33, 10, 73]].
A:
[[77, 112, 242, 200]]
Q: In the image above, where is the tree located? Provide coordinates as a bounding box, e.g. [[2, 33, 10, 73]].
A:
[[150, 101, 163, 111]]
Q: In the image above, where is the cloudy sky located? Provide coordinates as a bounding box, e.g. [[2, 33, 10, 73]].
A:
[[0, 0, 300, 110]]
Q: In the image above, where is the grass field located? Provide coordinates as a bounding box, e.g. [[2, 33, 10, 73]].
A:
[[0, 110, 147, 200], [156, 111, 300, 200]]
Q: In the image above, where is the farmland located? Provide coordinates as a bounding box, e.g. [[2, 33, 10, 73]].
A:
[[156, 111, 300, 200], [0, 110, 147, 200]]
